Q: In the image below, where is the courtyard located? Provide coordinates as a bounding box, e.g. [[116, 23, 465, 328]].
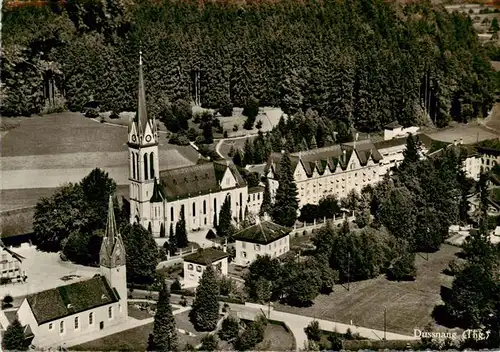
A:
[[273, 244, 460, 336], [0, 244, 99, 298]]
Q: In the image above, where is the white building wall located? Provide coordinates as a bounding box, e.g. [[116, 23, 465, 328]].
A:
[[465, 156, 481, 181], [18, 301, 125, 348], [183, 257, 228, 288], [234, 234, 290, 267], [247, 191, 264, 215]]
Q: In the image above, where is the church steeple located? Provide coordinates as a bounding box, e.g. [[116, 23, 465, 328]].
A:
[[136, 50, 150, 136], [100, 196, 126, 269]]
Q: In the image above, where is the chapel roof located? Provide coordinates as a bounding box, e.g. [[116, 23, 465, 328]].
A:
[[25, 275, 119, 325]]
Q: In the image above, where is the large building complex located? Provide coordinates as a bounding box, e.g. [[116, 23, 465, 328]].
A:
[[127, 53, 248, 236]]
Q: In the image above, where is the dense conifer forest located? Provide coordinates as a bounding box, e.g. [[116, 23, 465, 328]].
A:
[[1, 0, 497, 131]]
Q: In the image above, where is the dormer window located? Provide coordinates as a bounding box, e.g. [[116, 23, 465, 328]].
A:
[[101, 294, 108, 300]]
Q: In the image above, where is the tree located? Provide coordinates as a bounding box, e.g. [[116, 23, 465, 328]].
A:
[[168, 223, 177, 255], [354, 208, 371, 229], [271, 151, 299, 227], [491, 18, 499, 32], [318, 195, 340, 218], [217, 197, 233, 237], [386, 242, 417, 281], [378, 187, 417, 244], [242, 96, 259, 130], [243, 138, 254, 166], [175, 207, 188, 248], [401, 134, 421, 169], [160, 223, 165, 238], [121, 223, 159, 285], [219, 316, 241, 341], [298, 204, 319, 223], [151, 281, 179, 352], [259, 179, 272, 216], [2, 319, 27, 351], [235, 316, 267, 351], [245, 255, 283, 300], [305, 320, 321, 342], [200, 334, 219, 351], [62, 229, 102, 266], [190, 264, 220, 331]]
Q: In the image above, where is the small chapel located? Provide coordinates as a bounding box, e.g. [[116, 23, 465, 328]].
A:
[[127, 52, 249, 236], [16, 196, 128, 349]]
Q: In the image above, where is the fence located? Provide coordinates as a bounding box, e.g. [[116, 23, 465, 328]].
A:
[[290, 213, 356, 236]]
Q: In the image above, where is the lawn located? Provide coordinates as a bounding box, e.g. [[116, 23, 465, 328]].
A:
[[72, 311, 204, 351], [218, 136, 257, 159], [274, 244, 460, 336], [127, 302, 158, 320], [255, 322, 296, 351]]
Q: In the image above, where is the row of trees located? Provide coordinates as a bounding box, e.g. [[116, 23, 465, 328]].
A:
[[2, 0, 496, 131]]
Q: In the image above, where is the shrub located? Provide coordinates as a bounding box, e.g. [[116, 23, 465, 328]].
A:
[[219, 99, 233, 117], [219, 315, 241, 341], [187, 127, 198, 141], [85, 108, 100, 118], [305, 320, 321, 341], [223, 130, 228, 138], [200, 334, 219, 351], [109, 111, 120, 119], [169, 133, 190, 146], [255, 120, 263, 129], [171, 278, 182, 291], [206, 229, 217, 240]]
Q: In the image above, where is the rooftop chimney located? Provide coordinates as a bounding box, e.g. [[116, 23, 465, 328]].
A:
[[343, 149, 347, 163], [454, 140, 458, 146], [460, 138, 463, 145]]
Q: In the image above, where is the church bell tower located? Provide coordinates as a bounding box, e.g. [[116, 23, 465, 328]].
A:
[[127, 51, 160, 228], [100, 196, 128, 319]]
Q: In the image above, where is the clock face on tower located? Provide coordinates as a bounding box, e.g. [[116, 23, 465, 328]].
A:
[[132, 135, 137, 143], [145, 135, 152, 142]]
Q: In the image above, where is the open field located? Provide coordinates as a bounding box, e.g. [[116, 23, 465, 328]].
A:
[[426, 123, 499, 144], [72, 311, 205, 351], [274, 244, 460, 336], [218, 135, 258, 159], [0, 113, 199, 190]]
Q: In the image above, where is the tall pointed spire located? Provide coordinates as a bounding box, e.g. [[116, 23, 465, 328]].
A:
[[105, 195, 118, 251], [136, 48, 148, 136]]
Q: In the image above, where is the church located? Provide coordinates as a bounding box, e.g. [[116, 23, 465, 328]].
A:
[[127, 53, 248, 237], [16, 197, 128, 349]]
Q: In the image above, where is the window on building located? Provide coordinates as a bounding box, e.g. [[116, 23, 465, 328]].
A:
[[188, 264, 194, 270], [203, 200, 207, 214], [248, 195, 250, 202], [150, 152, 155, 178], [171, 207, 174, 222], [196, 266, 202, 272], [60, 321, 64, 334], [242, 251, 247, 258], [89, 312, 93, 325], [108, 306, 113, 319], [74, 317, 79, 329], [181, 204, 185, 215], [144, 153, 149, 180], [204, 218, 207, 225], [49, 323, 53, 330], [255, 244, 261, 251], [192, 202, 196, 216], [132, 153, 136, 179], [257, 193, 260, 200], [253, 194, 255, 201]]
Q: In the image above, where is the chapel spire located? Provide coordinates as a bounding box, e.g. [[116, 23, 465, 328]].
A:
[[100, 195, 126, 268]]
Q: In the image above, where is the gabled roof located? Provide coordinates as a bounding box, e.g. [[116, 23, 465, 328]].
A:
[[233, 220, 291, 245], [268, 140, 383, 178], [25, 275, 119, 325], [183, 248, 229, 265], [0, 240, 25, 262], [158, 161, 245, 201], [248, 186, 265, 194]]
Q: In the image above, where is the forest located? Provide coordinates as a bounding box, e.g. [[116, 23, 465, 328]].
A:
[[1, 0, 497, 132]]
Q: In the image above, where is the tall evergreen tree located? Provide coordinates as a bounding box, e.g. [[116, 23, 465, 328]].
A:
[[152, 280, 179, 352], [217, 197, 232, 236], [271, 151, 299, 226], [401, 134, 421, 169], [160, 223, 165, 238], [168, 223, 177, 256], [175, 207, 188, 248], [2, 319, 27, 351], [259, 179, 272, 216], [190, 263, 220, 331], [243, 138, 254, 166]]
